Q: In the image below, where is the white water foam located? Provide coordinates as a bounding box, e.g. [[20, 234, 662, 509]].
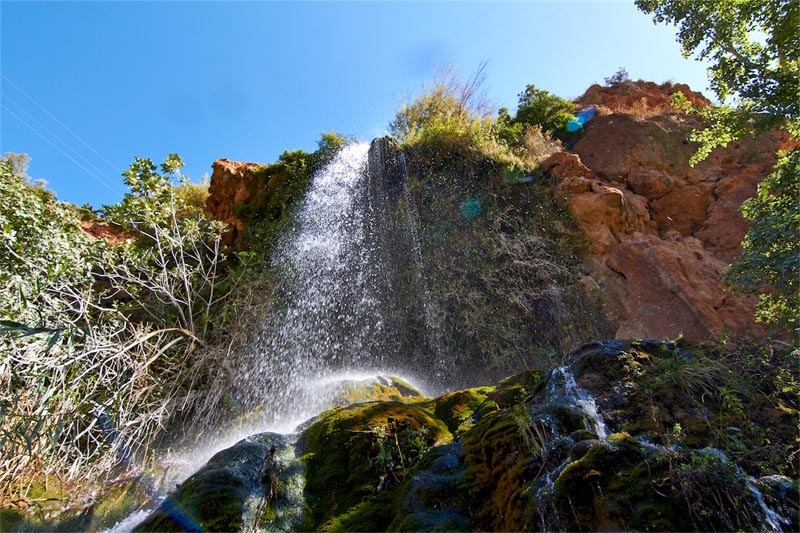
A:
[[551, 366, 609, 440]]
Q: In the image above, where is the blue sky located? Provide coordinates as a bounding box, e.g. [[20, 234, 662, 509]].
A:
[[1, 1, 712, 209]]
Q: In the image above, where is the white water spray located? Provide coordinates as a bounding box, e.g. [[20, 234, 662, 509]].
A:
[[550, 366, 609, 440]]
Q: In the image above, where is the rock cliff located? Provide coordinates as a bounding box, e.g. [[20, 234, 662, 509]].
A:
[[205, 158, 267, 245], [205, 81, 794, 358], [544, 81, 796, 341]]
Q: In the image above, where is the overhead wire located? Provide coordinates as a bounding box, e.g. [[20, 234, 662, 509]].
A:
[[2, 73, 122, 174], [1, 102, 124, 197], [0, 73, 126, 197], [0, 91, 122, 192]]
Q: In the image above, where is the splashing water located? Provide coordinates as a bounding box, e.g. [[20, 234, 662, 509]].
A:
[[105, 142, 443, 532], [550, 366, 609, 440], [230, 141, 442, 431], [233, 143, 382, 424], [746, 477, 790, 532]]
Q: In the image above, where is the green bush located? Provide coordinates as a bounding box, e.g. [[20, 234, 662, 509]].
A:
[[0, 154, 239, 508], [390, 67, 558, 179], [511, 84, 575, 141], [724, 148, 800, 341]]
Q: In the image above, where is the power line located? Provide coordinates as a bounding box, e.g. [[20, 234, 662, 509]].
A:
[[1, 90, 119, 188], [1, 73, 121, 174], [1, 102, 125, 197]]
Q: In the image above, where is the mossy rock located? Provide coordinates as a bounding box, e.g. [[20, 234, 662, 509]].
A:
[[332, 376, 424, 405], [134, 433, 289, 533], [389, 442, 470, 531], [549, 432, 685, 531], [488, 369, 546, 408], [429, 386, 494, 436], [462, 408, 531, 531], [299, 401, 452, 531]]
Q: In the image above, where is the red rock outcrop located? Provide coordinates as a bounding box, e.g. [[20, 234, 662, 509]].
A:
[[577, 80, 711, 113], [80, 220, 129, 245], [545, 81, 797, 342], [205, 158, 266, 245]]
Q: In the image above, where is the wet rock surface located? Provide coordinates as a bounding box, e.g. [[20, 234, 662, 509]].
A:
[[135, 340, 798, 532]]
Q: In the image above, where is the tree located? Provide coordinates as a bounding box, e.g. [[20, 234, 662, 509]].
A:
[[636, 0, 799, 159], [637, 0, 799, 339], [1, 154, 238, 502], [513, 85, 575, 141], [723, 149, 799, 340], [103, 153, 191, 231]]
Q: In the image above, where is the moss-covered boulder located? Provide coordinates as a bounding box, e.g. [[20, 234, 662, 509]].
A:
[[127, 340, 798, 532], [134, 433, 291, 533], [298, 401, 452, 531]]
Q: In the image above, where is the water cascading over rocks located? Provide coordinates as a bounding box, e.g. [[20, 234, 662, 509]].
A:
[[231, 139, 443, 429]]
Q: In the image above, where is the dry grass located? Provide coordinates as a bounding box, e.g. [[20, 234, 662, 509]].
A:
[[0, 216, 247, 510]]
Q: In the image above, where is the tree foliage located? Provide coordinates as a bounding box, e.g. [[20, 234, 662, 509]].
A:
[[391, 65, 561, 177], [637, 0, 799, 153], [638, 0, 799, 339], [723, 148, 799, 339], [0, 153, 241, 505], [511, 85, 575, 141], [102, 153, 197, 231], [0, 155, 97, 320]]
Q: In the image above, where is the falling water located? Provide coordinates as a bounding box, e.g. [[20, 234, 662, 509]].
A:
[[549, 366, 609, 440], [235, 142, 380, 427], [229, 140, 441, 431]]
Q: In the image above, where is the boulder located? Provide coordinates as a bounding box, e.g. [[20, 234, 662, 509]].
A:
[[541, 84, 796, 342], [205, 158, 266, 245], [606, 233, 765, 340]]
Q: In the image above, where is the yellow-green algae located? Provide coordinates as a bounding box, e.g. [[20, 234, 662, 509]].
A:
[[298, 400, 451, 531]]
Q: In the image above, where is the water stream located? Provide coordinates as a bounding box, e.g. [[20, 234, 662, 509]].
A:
[[549, 366, 609, 440]]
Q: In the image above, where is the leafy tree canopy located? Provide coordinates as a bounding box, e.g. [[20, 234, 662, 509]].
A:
[[102, 153, 204, 233], [637, 0, 799, 160], [638, 0, 799, 339], [723, 149, 799, 339], [511, 85, 575, 141]]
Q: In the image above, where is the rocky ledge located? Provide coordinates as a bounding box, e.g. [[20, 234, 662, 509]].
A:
[[130, 339, 798, 532]]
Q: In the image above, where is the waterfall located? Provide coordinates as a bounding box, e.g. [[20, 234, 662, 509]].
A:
[[233, 142, 377, 429], [230, 139, 439, 432], [549, 366, 609, 440]]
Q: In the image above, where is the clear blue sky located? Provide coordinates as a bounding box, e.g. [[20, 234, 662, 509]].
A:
[[1, 1, 711, 209]]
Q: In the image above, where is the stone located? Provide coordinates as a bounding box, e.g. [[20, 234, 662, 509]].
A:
[[626, 168, 675, 199], [606, 233, 765, 340], [541, 81, 797, 342], [205, 158, 266, 245]]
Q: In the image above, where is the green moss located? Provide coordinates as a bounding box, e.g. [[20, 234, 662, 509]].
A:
[[134, 434, 287, 533], [334, 378, 424, 405], [86, 477, 152, 530], [317, 491, 397, 532], [0, 508, 28, 531], [488, 369, 546, 407], [462, 408, 531, 531], [553, 434, 659, 531], [430, 387, 494, 436], [299, 401, 452, 530]]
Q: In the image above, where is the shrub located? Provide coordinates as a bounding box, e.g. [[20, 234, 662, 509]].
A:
[[512, 84, 575, 142], [0, 154, 239, 509], [604, 67, 630, 86], [723, 148, 800, 341]]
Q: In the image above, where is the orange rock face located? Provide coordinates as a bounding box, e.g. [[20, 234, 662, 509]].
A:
[[80, 220, 129, 245], [205, 158, 266, 245], [546, 81, 796, 342]]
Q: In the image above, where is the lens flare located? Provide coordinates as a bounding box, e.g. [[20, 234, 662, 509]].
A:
[[459, 196, 483, 220], [566, 106, 597, 132]]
